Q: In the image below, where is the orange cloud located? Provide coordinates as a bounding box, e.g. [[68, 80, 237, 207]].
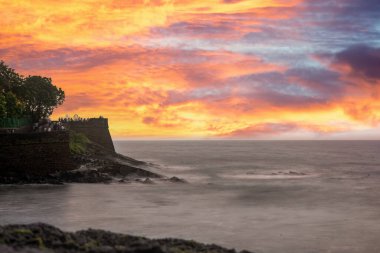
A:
[[1, 0, 380, 139]]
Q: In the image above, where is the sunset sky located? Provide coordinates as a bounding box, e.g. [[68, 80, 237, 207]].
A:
[[1, 0, 380, 139]]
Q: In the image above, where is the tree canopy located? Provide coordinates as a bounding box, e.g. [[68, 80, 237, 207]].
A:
[[0, 61, 23, 93], [0, 60, 65, 122]]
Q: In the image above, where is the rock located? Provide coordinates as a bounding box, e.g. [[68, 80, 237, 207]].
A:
[[288, 171, 306, 176], [168, 177, 187, 183], [118, 178, 131, 183], [55, 170, 113, 184], [135, 178, 155, 184], [0, 223, 254, 253], [0, 245, 43, 253], [143, 178, 154, 184]]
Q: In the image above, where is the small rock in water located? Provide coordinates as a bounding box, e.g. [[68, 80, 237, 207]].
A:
[[118, 177, 132, 183], [168, 176, 187, 183], [143, 178, 154, 184], [135, 178, 155, 184], [288, 171, 306, 176]]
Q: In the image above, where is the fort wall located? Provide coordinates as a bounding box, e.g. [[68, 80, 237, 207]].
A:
[[66, 118, 115, 152], [0, 131, 75, 176]]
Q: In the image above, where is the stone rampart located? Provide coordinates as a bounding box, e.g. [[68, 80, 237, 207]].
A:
[[66, 118, 115, 152], [0, 131, 75, 176]]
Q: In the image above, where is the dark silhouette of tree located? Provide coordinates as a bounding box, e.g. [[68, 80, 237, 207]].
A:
[[0, 61, 25, 118], [0, 93, 6, 118], [0, 61, 23, 93], [0, 61, 65, 121], [19, 76, 65, 121], [4, 92, 24, 117]]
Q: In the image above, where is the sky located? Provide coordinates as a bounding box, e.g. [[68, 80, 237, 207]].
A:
[[1, 0, 380, 139]]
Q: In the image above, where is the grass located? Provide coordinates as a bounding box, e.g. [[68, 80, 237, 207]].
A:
[[12, 229, 33, 234], [69, 131, 90, 154]]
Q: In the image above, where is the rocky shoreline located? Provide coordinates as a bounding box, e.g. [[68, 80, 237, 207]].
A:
[[0, 223, 251, 253], [0, 141, 185, 185]]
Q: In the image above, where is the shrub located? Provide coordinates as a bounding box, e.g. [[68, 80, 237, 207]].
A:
[[69, 131, 90, 154]]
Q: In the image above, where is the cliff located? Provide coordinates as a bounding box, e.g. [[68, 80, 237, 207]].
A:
[[0, 117, 178, 184]]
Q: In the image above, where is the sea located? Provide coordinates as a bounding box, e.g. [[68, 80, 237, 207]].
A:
[[1, 141, 380, 253]]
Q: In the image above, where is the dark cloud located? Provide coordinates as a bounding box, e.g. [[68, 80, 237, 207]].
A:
[[162, 65, 342, 110], [229, 67, 343, 105], [163, 86, 231, 106], [303, 0, 380, 18], [301, 0, 380, 46], [1, 47, 143, 71], [285, 68, 343, 96], [334, 44, 380, 80], [150, 20, 240, 39], [253, 90, 327, 108], [0, 46, 214, 74], [142, 117, 158, 125], [242, 25, 297, 43]]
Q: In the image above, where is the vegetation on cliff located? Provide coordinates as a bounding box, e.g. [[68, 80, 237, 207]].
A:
[[69, 131, 90, 154], [0, 223, 251, 253], [0, 61, 65, 122]]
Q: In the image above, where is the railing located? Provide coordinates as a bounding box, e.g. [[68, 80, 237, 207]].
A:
[[0, 117, 32, 129]]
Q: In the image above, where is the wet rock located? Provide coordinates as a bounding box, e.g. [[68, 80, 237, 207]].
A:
[[168, 177, 187, 183], [0, 223, 254, 253], [143, 178, 154, 184], [0, 245, 42, 253], [288, 171, 306, 176], [135, 178, 154, 184], [118, 178, 131, 184], [56, 170, 113, 184]]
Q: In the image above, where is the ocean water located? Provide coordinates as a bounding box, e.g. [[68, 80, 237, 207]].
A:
[[1, 141, 380, 253]]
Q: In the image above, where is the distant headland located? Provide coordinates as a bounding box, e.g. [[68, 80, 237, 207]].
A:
[[0, 60, 184, 185]]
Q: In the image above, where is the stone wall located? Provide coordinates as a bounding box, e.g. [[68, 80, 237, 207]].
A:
[[66, 118, 115, 152], [0, 131, 75, 176]]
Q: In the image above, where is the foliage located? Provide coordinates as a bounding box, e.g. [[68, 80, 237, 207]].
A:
[[0, 93, 6, 118], [69, 131, 90, 154], [0, 60, 65, 121], [0, 61, 23, 93], [20, 76, 65, 122], [4, 92, 23, 117]]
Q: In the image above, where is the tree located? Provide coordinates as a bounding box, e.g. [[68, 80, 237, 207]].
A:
[[0, 93, 6, 118], [0, 61, 24, 118], [19, 76, 65, 121], [4, 91, 24, 117], [0, 61, 23, 93], [0, 61, 65, 122]]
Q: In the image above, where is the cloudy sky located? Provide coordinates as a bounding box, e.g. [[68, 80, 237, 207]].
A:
[[1, 0, 380, 139]]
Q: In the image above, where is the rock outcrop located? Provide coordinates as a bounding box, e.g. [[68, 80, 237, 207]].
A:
[[0, 223, 253, 253]]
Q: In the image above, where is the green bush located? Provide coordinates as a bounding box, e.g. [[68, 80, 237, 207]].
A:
[[69, 131, 90, 154]]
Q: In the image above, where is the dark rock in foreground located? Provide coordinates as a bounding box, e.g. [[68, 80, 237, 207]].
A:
[[0, 223, 252, 253]]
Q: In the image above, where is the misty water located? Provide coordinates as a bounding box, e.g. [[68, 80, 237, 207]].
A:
[[1, 141, 380, 253]]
